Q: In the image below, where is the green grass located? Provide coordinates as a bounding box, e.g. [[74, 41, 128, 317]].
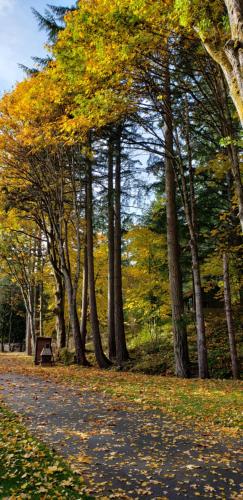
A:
[[0, 404, 92, 499]]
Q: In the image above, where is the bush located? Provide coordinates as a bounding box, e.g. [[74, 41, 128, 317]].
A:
[[58, 348, 75, 366]]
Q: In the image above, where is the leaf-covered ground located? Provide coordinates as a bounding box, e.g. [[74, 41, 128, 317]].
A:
[[0, 354, 242, 499], [0, 353, 242, 435], [1, 372, 243, 499], [0, 403, 91, 499]]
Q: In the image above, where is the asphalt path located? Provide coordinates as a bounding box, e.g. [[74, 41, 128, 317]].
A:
[[0, 372, 242, 499]]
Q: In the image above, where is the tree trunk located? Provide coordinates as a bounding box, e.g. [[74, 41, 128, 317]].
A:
[[36, 235, 43, 336], [1, 333, 4, 353], [39, 281, 43, 337], [223, 252, 240, 379], [107, 135, 116, 359], [8, 309, 13, 352], [114, 128, 129, 364], [202, 0, 243, 126], [80, 225, 88, 348], [25, 312, 32, 356], [228, 143, 243, 232], [55, 274, 66, 349], [190, 239, 209, 378], [176, 98, 209, 378], [80, 179, 89, 348], [29, 288, 36, 352], [65, 275, 87, 365], [8, 289, 12, 352], [224, 0, 243, 87], [164, 55, 190, 378], [217, 70, 243, 231], [48, 247, 66, 349], [86, 154, 111, 368]]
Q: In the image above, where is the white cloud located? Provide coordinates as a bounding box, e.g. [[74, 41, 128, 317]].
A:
[[0, 0, 16, 15]]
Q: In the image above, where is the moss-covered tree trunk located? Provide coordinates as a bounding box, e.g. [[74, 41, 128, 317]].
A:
[[202, 0, 243, 126]]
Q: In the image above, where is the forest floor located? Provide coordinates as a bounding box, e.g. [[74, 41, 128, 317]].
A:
[[0, 354, 243, 499]]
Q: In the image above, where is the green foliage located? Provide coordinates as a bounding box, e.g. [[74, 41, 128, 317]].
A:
[[124, 226, 170, 325], [174, 0, 227, 38], [58, 347, 75, 365]]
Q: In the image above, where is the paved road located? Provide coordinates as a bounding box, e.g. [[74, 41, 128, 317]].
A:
[[0, 372, 242, 499]]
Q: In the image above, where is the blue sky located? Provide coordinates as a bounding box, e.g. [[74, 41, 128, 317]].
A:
[[0, 0, 74, 94]]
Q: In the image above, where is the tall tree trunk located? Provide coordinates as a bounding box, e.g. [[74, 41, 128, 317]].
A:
[[8, 309, 13, 352], [55, 273, 66, 349], [190, 239, 209, 378], [176, 99, 209, 378], [114, 128, 129, 364], [65, 274, 87, 365], [35, 234, 43, 336], [29, 288, 36, 351], [164, 55, 190, 378], [86, 155, 111, 368], [107, 135, 116, 359], [223, 252, 240, 379], [54, 217, 87, 363], [25, 312, 32, 356], [80, 184, 88, 348], [39, 281, 43, 337], [48, 246, 66, 349], [80, 177, 88, 349], [8, 289, 12, 352], [80, 240, 88, 348], [33, 282, 38, 337], [228, 143, 243, 232]]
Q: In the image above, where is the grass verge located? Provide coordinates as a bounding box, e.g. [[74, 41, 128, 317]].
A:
[[0, 353, 242, 438], [0, 403, 91, 499]]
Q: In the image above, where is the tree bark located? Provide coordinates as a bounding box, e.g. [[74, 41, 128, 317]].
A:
[[29, 287, 36, 352], [223, 252, 240, 379], [86, 154, 111, 368], [175, 100, 209, 378], [217, 70, 243, 231], [190, 239, 209, 378], [114, 128, 129, 364], [8, 290, 12, 352], [164, 55, 190, 378], [107, 135, 116, 359], [80, 245, 88, 349], [55, 273, 66, 349], [25, 312, 32, 356], [80, 196, 88, 348], [228, 143, 243, 232], [47, 240, 66, 349], [39, 280, 43, 337], [1, 332, 4, 353], [201, 0, 243, 126], [65, 273, 87, 365]]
